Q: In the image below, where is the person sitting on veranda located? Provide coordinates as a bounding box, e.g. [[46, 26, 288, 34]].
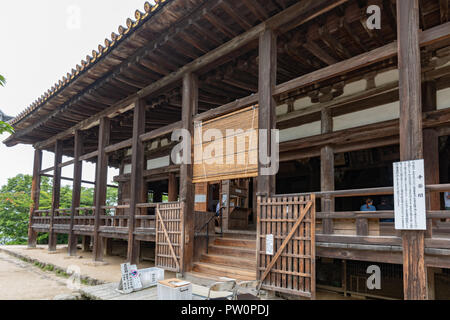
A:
[[377, 197, 394, 223], [445, 192, 450, 211], [360, 198, 376, 212]]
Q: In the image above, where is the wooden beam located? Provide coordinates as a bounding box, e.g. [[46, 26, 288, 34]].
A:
[[274, 21, 450, 97], [21, 0, 344, 150], [168, 172, 178, 202], [127, 99, 146, 265], [28, 149, 42, 248], [320, 108, 334, 234], [257, 29, 277, 197], [92, 117, 110, 262], [104, 138, 132, 154], [49, 140, 63, 252], [79, 150, 98, 161], [68, 130, 83, 256], [180, 72, 197, 273], [397, 0, 427, 300], [140, 121, 183, 142]]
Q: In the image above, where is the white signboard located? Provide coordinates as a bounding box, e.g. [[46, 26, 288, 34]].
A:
[[393, 159, 427, 230], [266, 234, 274, 256]]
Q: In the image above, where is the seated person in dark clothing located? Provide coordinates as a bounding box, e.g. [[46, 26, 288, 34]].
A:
[[377, 197, 394, 222]]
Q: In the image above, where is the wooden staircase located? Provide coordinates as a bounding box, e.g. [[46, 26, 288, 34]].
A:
[[190, 232, 257, 281]]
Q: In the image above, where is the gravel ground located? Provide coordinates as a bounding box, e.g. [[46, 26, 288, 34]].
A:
[[0, 251, 77, 300]]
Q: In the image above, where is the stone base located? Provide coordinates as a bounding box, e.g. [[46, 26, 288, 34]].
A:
[[82, 261, 109, 267], [64, 255, 83, 260]]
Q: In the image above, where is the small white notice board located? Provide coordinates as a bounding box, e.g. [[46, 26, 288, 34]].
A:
[[266, 234, 274, 256], [393, 159, 426, 230]]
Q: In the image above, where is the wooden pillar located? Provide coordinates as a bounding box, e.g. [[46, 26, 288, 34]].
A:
[[49, 140, 63, 252], [127, 99, 146, 265], [423, 80, 439, 237], [168, 172, 178, 202], [257, 28, 277, 197], [180, 72, 197, 273], [28, 149, 42, 248], [103, 238, 113, 257], [397, 0, 427, 300], [321, 108, 334, 234], [69, 130, 83, 256], [93, 117, 110, 262], [82, 236, 91, 252]]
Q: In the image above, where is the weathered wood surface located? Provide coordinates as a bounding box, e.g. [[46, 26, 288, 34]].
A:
[[397, 0, 427, 300], [68, 130, 83, 256], [155, 202, 183, 273], [49, 140, 63, 252], [127, 99, 146, 265], [93, 117, 110, 262], [80, 282, 230, 300], [28, 149, 42, 248], [257, 28, 277, 197], [257, 194, 316, 299], [180, 72, 196, 272]]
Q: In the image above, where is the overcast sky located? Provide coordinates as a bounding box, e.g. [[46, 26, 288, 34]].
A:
[[0, 0, 151, 187]]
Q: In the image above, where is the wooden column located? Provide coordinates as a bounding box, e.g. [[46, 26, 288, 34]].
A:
[[82, 236, 91, 252], [168, 172, 178, 202], [321, 108, 335, 234], [93, 117, 110, 262], [49, 140, 63, 252], [257, 28, 277, 197], [28, 149, 42, 248], [68, 130, 83, 256], [397, 0, 427, 300], [180, 72, 197, 273], [423, 80, 439, 237], [127, 99, 146, 265]]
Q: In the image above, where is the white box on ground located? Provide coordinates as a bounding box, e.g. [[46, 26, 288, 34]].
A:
[[393, 159, 427, 230], [139, 267, 164, 288], [157, 278, 193, 300]]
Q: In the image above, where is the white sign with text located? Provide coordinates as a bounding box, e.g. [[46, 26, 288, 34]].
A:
[[393, 159, 427, 230]]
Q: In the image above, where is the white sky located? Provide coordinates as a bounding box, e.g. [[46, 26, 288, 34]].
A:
[[0, 0, 151, 186]]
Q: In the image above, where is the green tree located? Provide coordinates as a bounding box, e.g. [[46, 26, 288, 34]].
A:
[[0, 174, 117, 245], [0, 73, 14, 135]]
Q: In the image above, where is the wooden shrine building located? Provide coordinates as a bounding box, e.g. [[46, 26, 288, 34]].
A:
[[4, 0, 450, 299]]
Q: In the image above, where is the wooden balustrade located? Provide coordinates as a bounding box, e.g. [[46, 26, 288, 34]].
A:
[[309, 184, 450, 244]]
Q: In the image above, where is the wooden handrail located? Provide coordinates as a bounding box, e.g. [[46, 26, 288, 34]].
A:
[[274, 184, 450, 199]]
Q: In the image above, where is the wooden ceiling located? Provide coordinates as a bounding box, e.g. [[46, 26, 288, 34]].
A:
[[5, 0, 449, 156]]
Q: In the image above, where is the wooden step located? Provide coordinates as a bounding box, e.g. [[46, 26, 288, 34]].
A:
[[222, 231, 257, 240], [200, 254, 256, 269], [214, 237, 256, 249], [192, 262, 256, 281], [208, 245, 256, 259]]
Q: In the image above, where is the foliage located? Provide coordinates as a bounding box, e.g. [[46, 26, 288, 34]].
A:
[[0, 73, 14, 135], [0, 174, 118, 245], [0, 121, 14, 134]]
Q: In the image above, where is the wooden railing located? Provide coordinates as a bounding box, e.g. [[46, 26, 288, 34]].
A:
[[53, 208, 72, 231], [32, 209, 51, 226], [73, 207, 96, 232], [100, 205, 130, 229], [135, 203, 157, 232]]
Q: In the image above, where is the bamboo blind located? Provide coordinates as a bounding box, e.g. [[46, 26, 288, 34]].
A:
[[193, 105, 259, 183]]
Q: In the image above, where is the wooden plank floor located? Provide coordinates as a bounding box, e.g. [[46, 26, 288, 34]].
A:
[[80, 282, 234, 300]]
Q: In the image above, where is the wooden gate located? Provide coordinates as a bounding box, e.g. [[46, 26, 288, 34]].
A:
[[257, 194, 316, 299], [155, 202, 183, 273]]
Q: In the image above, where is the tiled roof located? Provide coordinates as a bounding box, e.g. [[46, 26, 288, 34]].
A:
[[10, 0, 170, 126]]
